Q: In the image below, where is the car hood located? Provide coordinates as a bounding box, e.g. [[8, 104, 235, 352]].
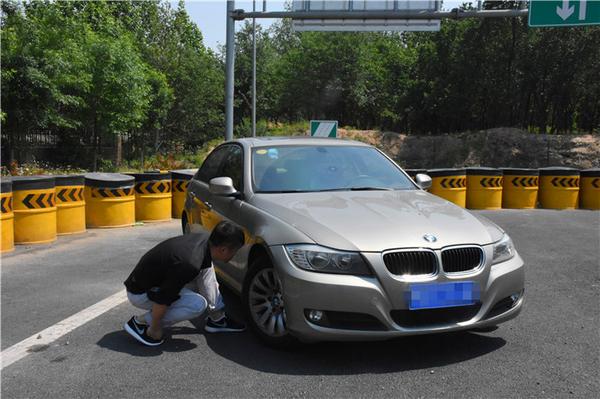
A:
[[251, 190, 498, 252]]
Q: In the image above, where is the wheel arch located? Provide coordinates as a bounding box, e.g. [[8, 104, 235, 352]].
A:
[[247, 242, 274, 272]]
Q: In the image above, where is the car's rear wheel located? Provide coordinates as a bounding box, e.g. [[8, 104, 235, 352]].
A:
[[243, 256, 296, 348]]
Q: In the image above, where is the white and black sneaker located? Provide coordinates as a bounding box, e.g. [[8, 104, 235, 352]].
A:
[[124, 316, 164, 346], [204, 316, 246, 333]]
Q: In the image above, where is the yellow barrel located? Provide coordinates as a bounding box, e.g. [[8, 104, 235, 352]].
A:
[[428, 168, 467, 207], [129, 172, 172, 222], [55, 175, 86, 235], [579, 168, 600, 210], [466, 167, 503, 210], [539, 167, 580, 209], [85, 173, 135, 228], [1, 178, 14, 253], [502, 168, 539, 209], [171, 169, 196, 219], [12, 176, 57, 244]]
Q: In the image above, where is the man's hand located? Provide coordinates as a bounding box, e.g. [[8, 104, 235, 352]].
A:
[[147, 325, 163, 340]]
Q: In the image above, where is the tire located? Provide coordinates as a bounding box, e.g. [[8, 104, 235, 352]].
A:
[[242, 256, 297, 348]]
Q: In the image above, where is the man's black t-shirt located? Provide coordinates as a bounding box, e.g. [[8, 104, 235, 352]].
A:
[[124, 232, 212, 305]]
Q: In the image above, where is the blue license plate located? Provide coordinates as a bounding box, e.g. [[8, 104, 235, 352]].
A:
[[409, 281, 480, 310]]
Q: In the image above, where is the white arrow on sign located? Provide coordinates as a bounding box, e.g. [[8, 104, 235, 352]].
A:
[[579, 0, 587, 20], [556, 0, 575, 20]]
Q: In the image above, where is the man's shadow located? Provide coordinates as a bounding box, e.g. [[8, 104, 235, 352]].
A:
[[97, 329, 198, 357], [98, 285, 506, 374]]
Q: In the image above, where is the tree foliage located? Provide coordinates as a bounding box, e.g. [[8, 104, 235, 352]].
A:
[[1, 0, 598, 169]]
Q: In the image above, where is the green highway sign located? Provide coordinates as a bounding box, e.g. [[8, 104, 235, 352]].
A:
[[310, 120, 338, 138], [529, 0, 600, 27]]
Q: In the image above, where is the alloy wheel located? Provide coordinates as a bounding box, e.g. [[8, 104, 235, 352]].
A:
[[248, 268, 287, 337]]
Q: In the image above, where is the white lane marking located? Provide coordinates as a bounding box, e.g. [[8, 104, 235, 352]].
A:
[[1, 290, 127, 369]]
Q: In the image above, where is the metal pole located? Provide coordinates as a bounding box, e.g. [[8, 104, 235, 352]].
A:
[[252, 0, 257, 137], [231, 9, 528, 20], [225, 0, 235, 141]]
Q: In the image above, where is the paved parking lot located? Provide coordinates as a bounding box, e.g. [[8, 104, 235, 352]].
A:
[[1, 210, 598, 398]]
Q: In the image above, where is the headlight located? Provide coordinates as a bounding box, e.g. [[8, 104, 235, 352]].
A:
[[492, 234, 515, 265], [285, 244, 372, 275]]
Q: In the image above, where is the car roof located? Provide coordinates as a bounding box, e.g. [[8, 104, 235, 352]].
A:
[[233, 136, 371, 148]]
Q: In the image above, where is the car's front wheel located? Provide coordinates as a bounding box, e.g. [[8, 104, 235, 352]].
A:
[[243, 256, 296, 348]]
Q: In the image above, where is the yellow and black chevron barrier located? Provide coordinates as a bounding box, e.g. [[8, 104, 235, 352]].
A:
[[427, 168, 467, 207], [85, 173, 135, 228], [502, 168, 539, 209], [466, 168, 503, 210], [539, 167, 579, 209], [171, 169, 196, 219], [129, 172, 172, 222], [439, 176, 467, 189], [1, 178, 14, 253], [580, 168, 599, 210], [90, 187, 134, 198], [55, 175, 86, 235], [12, 176, 57, 244]]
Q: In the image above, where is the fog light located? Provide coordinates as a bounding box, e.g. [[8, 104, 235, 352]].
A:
[[308, 310, 324, 322]]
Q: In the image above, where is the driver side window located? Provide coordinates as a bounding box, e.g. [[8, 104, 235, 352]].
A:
[[196, 146, 230, 183], [219, 145, 243, 191]]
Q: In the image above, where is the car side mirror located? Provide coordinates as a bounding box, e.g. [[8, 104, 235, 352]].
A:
[[209, 177, 242, 198], [415, 173, 432, 190]]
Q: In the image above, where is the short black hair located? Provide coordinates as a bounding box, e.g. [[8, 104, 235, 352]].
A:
[[209, 221, 245, 250]]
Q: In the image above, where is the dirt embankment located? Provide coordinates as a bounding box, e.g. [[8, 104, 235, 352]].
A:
[[338, 128, 600, 169]]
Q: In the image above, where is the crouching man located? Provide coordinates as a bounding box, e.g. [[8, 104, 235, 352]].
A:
[[123, 220, 246, 346]]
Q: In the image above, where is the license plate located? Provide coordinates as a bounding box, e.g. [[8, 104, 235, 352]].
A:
[[409, 281, 480, 310]]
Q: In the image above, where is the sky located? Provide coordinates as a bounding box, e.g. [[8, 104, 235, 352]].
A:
[[182, 0, 467, 52]]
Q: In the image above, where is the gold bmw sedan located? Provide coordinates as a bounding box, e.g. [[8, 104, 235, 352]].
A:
[[182, 137, 524, 347]]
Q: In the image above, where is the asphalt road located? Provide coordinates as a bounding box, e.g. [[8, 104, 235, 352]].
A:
[[1, 210, 599, 398]]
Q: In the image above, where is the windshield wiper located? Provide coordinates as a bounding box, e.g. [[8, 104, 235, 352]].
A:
[[349, 186, 393, 191]]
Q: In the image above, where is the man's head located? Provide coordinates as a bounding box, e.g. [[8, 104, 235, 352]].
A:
[[208, 221, 245, 263]]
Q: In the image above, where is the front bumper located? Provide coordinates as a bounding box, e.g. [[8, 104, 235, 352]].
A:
[[270, 245, 525, 342]]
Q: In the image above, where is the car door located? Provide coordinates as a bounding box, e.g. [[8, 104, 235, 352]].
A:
[[187, 145, 230, 232], [190, 144, 247, 287]]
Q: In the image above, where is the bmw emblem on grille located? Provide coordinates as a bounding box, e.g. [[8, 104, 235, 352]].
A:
[[423, 234, 437, 243]]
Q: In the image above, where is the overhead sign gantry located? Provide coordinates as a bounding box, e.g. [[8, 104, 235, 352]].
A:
[[291, 1, 441, 32]]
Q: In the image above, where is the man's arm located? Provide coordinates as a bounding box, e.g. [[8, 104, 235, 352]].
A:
[[148, 303, 168, 339], [196, 266, 225, 321]]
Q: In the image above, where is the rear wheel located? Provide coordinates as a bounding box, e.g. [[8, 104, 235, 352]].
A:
[[243, 256, 296, 348]]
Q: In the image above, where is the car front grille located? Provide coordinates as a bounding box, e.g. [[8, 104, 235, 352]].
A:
[[383, 251, 437, 276], [390, 304, 481, 327], [441, 247, 483, 273]]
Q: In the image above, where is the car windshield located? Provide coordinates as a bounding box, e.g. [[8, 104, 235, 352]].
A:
[[252, 145, 415, 193]]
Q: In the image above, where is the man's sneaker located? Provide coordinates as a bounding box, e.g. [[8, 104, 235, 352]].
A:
[[124, 317, 164, 346], [205, 316, 246, 333], [128, 316, 147, 335]]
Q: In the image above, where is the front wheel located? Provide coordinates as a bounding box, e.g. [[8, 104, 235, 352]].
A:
[[242, 256, 296, 348]]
